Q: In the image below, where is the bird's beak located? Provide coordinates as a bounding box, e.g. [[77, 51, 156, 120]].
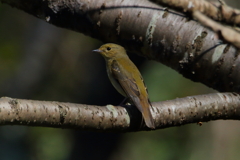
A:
[[92, 49, 101, 53]]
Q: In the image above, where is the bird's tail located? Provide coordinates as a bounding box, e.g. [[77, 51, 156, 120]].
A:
[[132, 96, 155, 129], [142, 101, 155, 129]]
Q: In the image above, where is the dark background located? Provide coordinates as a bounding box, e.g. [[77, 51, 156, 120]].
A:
[[0, 1, 240, 160]]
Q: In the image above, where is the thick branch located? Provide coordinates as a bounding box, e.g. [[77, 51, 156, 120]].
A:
[[1, 0, 240, 93], [1, 92, 239, 131]]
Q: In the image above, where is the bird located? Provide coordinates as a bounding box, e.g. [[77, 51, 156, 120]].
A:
[[93, 43, 155, 129]]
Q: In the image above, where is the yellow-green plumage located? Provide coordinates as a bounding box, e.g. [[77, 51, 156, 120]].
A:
[[93, 43, 155, 129]]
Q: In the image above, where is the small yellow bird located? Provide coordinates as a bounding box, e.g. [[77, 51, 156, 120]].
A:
[[93, 43, 155, 129]]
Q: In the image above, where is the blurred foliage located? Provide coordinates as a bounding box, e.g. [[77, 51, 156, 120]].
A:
[[28, 128, 73, 160], [141, 61, 214, 102], [1, 1, 240, 160]]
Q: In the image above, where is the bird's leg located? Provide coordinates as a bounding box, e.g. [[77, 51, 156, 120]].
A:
[[120, 98, 145, 128], [119, 97, 130, 106]]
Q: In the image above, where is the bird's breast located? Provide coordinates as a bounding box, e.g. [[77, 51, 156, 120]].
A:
[[106, 60, 127, 97]]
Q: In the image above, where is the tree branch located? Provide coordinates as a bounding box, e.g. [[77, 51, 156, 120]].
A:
[[193, 11, 240, 49], [150, 0, 240, 27], [1, 0, 240, 92], [1, 0, 240, 131], [1, 92, 239, 131]]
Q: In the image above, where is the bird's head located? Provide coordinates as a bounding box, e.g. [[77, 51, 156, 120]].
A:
[[93, 43, 127, 59]]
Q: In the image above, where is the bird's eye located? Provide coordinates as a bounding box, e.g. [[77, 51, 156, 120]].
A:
[[107, 47, 111, 51]]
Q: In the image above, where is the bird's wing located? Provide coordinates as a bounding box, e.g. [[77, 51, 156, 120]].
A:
[[111, 60, 155, 128], [111, 60, 143, 111]]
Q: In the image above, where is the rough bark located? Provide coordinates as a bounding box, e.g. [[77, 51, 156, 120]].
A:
[[151, 0, 240, 26], [1, 0, 240, 92], [1, 0, 240, 130], [0, 93, 239, 131]]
